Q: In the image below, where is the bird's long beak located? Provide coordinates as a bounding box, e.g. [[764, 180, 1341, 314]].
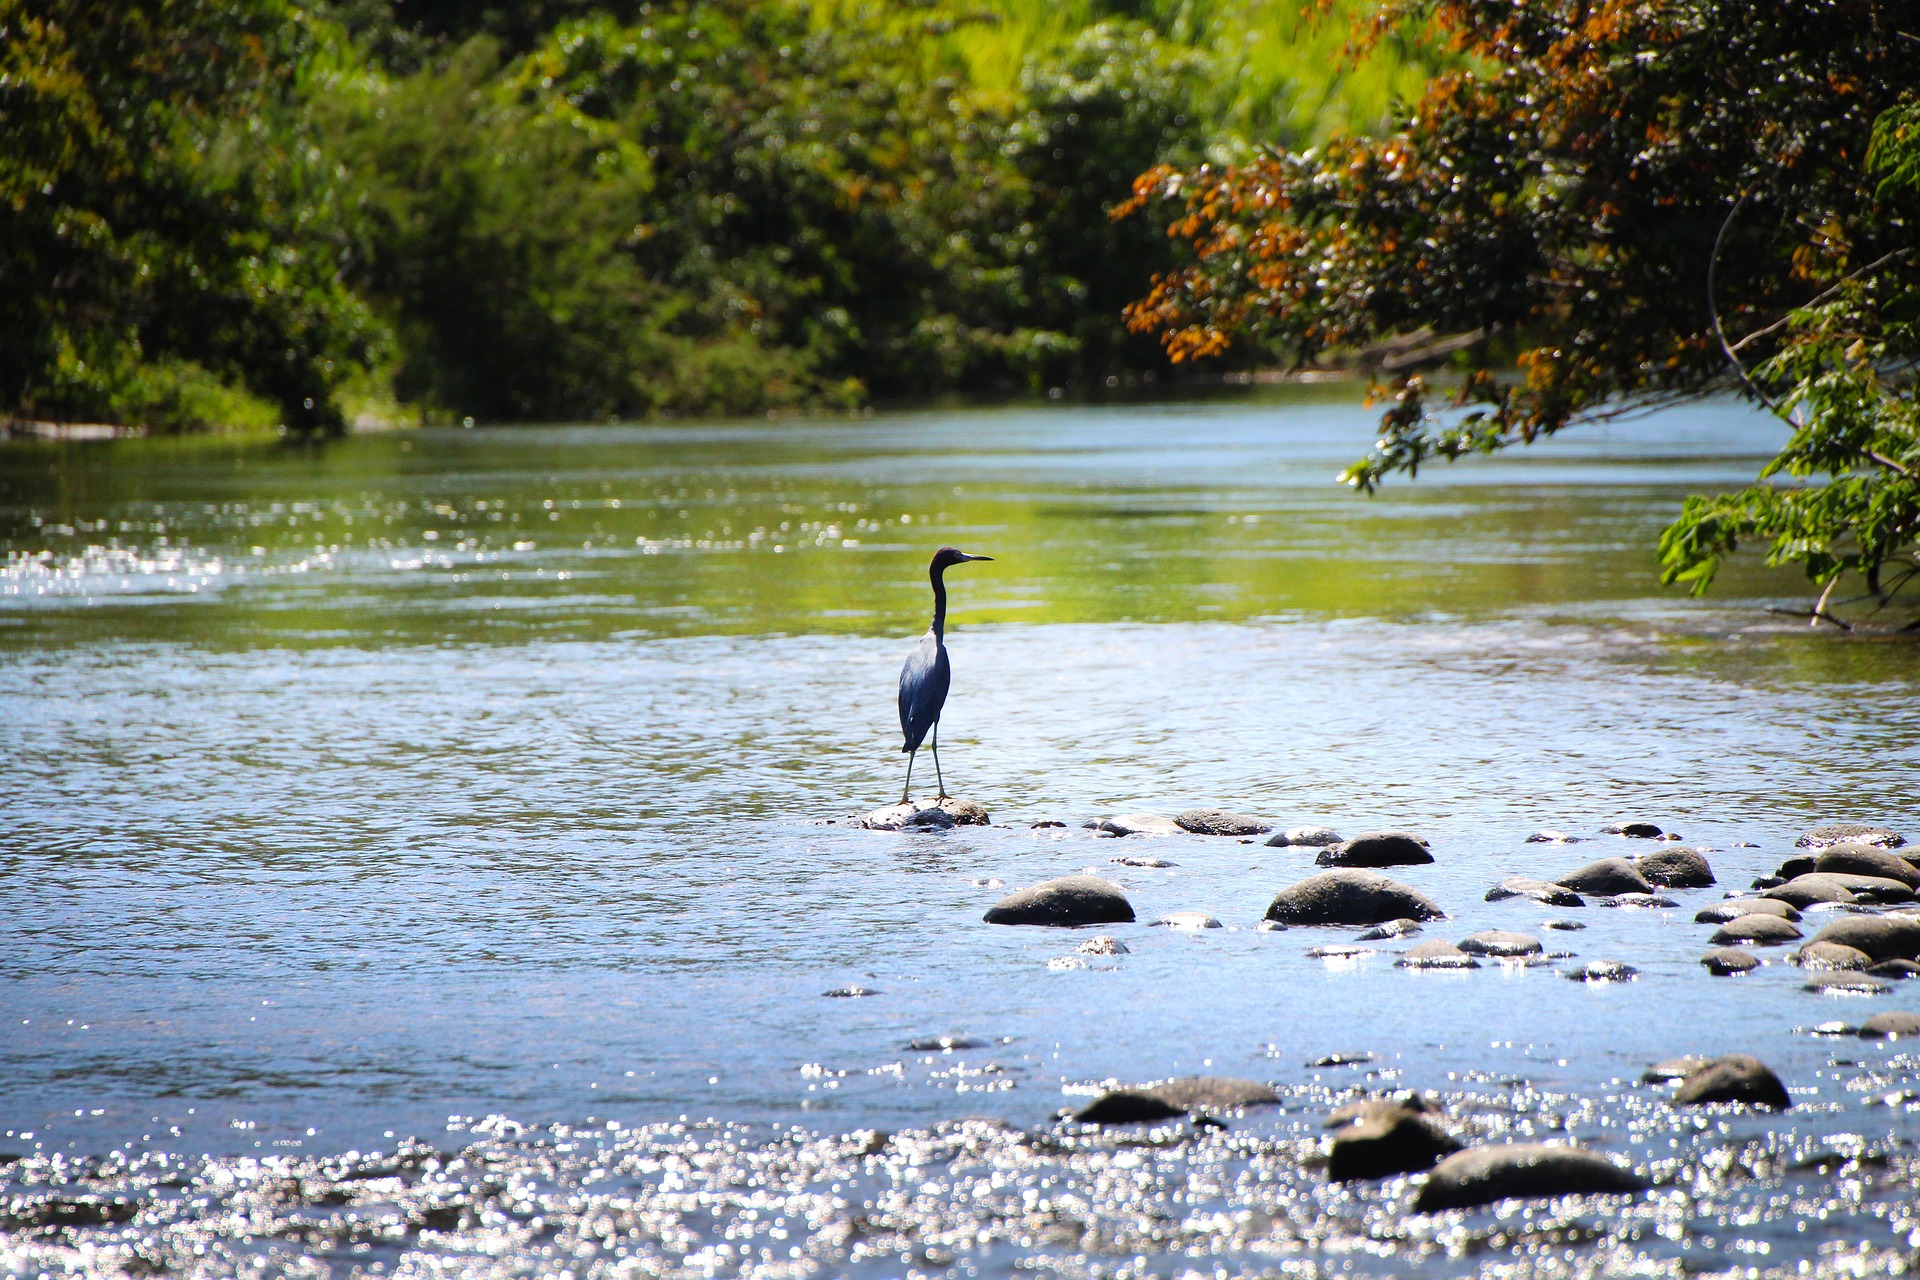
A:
[[959, 552, 994, 562]]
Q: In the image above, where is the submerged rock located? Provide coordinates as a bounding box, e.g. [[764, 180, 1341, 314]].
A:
[[1072, 1091, 1185, 1125], [1709, 914, 1803, 946], [1078, 935, 1129, 955], [1327, 1104, 1461, 1181], [1806, 915, 1920, 961], [1398, 940, 1480, 970], [1599, 892, 1678, 909], [936, 797, 990, 825], [1110, 855, 1176, 868], [1602, 821, 1665, 838], [1564, 960, 1638, 982], [1098, 813, 1185, 837], [1306, 944, 1375, 960], [983, 876, 1135, 927], [1700, 947, 1761, 975], [1634, 847, 1716, 889], [1869, 958, 1920, 979], [1414, 1144, 1646, 1211], [1557, 858, 1654, 896], [1544, 919, 1586, 931], [1317, 831, 1433, 868], [1266, 825, 1343, 847], [1457, 930, 1543, 958], [1075, 1075, 1277, 1124], [1264, 870, 1445, 926], [1526, 830, 1582, 844], [861, 803, 957, 831], [1815, 844, 1920, 888], [1858, 1011, 1920, 1038], [1174, 809, 1271, 836], [1805, 972, 1893, 996], [1358, 918, 1424, 940], [1696, 898, 1801, 924], [1673, 1055, 1792, 1109], [1798, 823, 1906, 850], [1153, 911, 1223, 929], [1486, 877, 1585, 907]]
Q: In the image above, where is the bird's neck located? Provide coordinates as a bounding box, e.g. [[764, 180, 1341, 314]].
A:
[[929, 565, 948, 639]]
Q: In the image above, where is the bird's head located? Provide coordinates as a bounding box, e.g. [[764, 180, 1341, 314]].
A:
[[931, 546, 993, 571]]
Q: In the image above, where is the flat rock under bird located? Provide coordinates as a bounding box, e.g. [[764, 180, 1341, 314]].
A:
[[897, 546, 992, 803]]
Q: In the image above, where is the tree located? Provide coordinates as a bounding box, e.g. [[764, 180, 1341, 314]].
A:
[[1121, 0, 1920, 618]]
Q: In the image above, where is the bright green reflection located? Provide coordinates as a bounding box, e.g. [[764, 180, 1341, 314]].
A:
[[0, 390, 1817, 649]]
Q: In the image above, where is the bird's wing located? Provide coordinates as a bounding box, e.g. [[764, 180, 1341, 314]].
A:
[[898, 632, 951, 752]]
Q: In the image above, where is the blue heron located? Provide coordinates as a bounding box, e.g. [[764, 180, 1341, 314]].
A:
[[898, 546, 993, 803]]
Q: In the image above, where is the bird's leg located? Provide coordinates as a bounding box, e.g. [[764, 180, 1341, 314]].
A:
[[932, 720, 948, 799], [900, 747, 917, 806]]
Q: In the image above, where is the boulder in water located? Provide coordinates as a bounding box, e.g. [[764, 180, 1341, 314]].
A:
[[1458, 930, 1543, 958], [1398, 940, 1480, 970], [1264, 870, 1445, 926], [1486, 876, 1585, 907], [1556, 858, 1653, 895], [1804, 971, 1892, 996], [1266, 825, 1343, 847], [1806, 914, 1920, 962], [1413, 1144, 1647, 1210], [1858, 1011, 1920, 1038], [1175, 809, 1271, 836], [1797, 823, 1906, 850], [1634, 847, 1715, 889], [1709, 915, 1803, 946], [984, 876, 1135, 927], [1317, 831, 1433, 868], [1601, 821, 1665, 837], [1672, 1055, 1791, 1109], [1794, 941, 1873, 971], [1700, 947, 1760, 975], [1564, 960, 1639, 982], [861, 803, 956, 831], [1814, 844, 1920, 888], [1098, 813, 1184, 837], [1327, 1103, 1461, 1181], [1696, 898, 1800, 924]]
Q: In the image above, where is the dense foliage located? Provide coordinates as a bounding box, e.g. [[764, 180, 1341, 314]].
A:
[[2, 0, 1434, 430], [1123, 0, 1920, 613]]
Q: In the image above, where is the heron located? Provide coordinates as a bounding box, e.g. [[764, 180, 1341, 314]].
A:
[[898, 546, 993, 804]]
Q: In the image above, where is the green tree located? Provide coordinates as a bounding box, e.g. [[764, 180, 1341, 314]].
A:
[[1123, 0, 1920, 616]]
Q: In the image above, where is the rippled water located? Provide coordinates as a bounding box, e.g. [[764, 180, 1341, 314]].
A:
[[3, 390, 1919, 1277]]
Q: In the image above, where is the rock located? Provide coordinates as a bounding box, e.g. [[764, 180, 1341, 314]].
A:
[[1794, 941, 1873, 971], [1098, 813, 1184, 837], [1148, 1076, 1279, 1111], [1030, 819, 1066, 829], [907, 1035, 990, 1051], [1634, 848, 1716, 889], [1317, 831, 1433, 868], [1805, 972, 1893, 996], [1266, 825, 1343, 847], [1486, 877, 1586, 907], [1544, 919, 1586, 930], [1079, 935, 1129, 955], [1358, 918, 1425, 940], [1457, 930, 1543, 958], [1701, 947, 1761, 975], [1673, 1055, 1791, 1109], [1709, 914, 1804, 946], [1398, 940, 1481, 969], [1111, 855, 1175, 868], [1816, 844, 1920, 888], [936, 797, 990, 825], [1818, 872, 1917, 903], [1773, 855, 1818, 879], [823, 985, 882, 997], [1806, 914, 1920, 962], [1798, 823, 1906, 850], [1154, 911, 1223, 929], [1308, 1051, 1376, 1068], [1762, 875, 1861, 908], [1526, 830, 1581, 843], [1327, 1105, 1462, 1181], [1413, 1144, 1647, 1211], [1307, 944, 1375, 959], [1869, 959, 1920, 979], [1174, 809, 1271, 836], [984, 876, 1135, 927], [861, 803, 957, 831], [1599, 893, 1679, 909], [1696, 898, 1801, 924], [1556, 858, 1654, 896], [1858, 1011, 1920, 1038], [1564, 960, 1639, 982], [1643, 1056, 1711, 1083], [1264, 870, 1445, 926], [1602, 821, 1665, 838], [1073, 1091, 1186, 1124]]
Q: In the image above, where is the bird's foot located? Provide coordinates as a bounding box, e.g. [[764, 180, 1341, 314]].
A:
[[935, 791, 950, 801]]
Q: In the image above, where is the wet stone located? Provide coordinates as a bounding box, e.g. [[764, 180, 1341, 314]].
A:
[[1397, 940, 1480, 970], [1700, 947, 1761, 975], [1672, 1055, 1792, 1110], [1097, 813, 1184, 837], [1869, 958, 1920, 979], [936, 797, 990, 825], [1525, 830, 1581, 843], [1858, 1011, 1920, 1038], [1544, 919, 1586, 930], [1413, 1144, 1647, 1211], [1154, 911, 1223, 929], [1309, 1051, 1375, 1068], [1794, 941, 1873, 971], [1709, 914, 1803, 946], [1765, 876, 1860, 908], [1316, 831, 1433, 868], [1696, 898, 1801, 924], [1814, 872, 1918, 903], [1072, 1091, 1185, 1125], [1805, 972, 1893, 996], [1815, 843, 1920, 888], [1030, 819, 1066, 829], [1634, 847, 1715, 889], [823, 986, 882, 997], [1264, 870, 1445, 926], [1357, 917, 1424, 940], [1111, 855, 1175, 868], [1557, 858, 1654, 896], [983, 876, 1135, 927], [907, 1035, 991, 1051], [1602, 821, 1665, 838], [1306, 944, 1375, 960], [1564, 960, 1638, 982], [1600, 892, 1679, 909], [1148, 1076, 1279, 1112], [1174, 808, 1271, 836], [1798, 823, 1907, 850], [1327, 1104, 1462, 1181], [1486, 876, 1585, 907], [862, 803, 957, 831], [1078, 935, 1129, 956], [1457, 930, 1543, 958], [1807, 914, 1920, 962], [1266, 825, 1342, 847]]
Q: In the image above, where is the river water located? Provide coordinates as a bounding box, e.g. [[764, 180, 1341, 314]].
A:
[[2, 390, 1918, 1278]]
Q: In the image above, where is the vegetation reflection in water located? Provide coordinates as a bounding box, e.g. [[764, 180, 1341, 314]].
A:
[[0, 387, 1835, 649]]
